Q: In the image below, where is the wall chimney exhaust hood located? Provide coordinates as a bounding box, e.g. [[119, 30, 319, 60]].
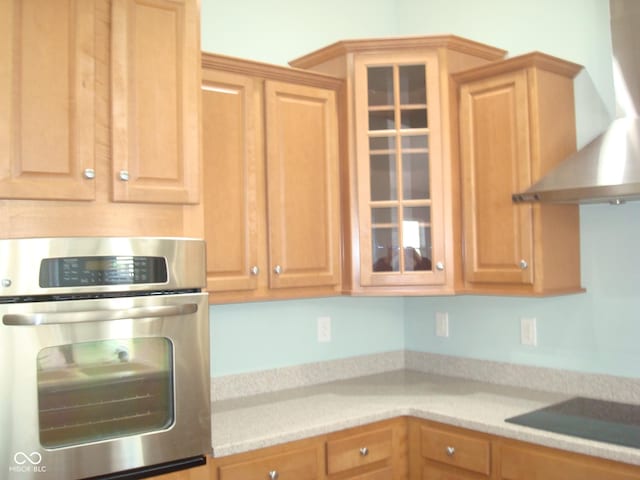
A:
[[513, 0, 640, 205]]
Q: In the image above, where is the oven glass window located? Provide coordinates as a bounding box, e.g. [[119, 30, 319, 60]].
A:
[[36, 338, 174, 448]]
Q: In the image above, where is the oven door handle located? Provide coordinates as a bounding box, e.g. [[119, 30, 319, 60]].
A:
[[2, 303, 199, 326]]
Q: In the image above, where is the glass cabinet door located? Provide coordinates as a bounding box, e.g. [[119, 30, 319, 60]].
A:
[[356, 56, 445, 286]]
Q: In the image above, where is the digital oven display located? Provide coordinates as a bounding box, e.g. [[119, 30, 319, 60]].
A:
[[39, 256, 168, 288]]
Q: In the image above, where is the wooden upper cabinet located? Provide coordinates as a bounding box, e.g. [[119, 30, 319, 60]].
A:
[[455, 53, 584, 295], [354, 53, 447, 288], [264, 80, 341, 290], [290, 36, 506, 295], [458, 69, 534, 286], [111, 0, 200, 204], [201, 69, 260, 294], [201, 54, 342, 303], [0, 0, 96, 200]]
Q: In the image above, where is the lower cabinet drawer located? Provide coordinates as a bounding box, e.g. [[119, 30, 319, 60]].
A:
[[422, 463, 487, 480], [347, 466, 393, 480], [326, 427, 393, 475], [217, 447, 319, 480], [420, 425, 490, 476]]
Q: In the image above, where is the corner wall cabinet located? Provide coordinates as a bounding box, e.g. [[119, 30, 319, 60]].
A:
[[201, 54, 342, 303], [290, 36, 506, 295], [454, 53, 584, 295], [0, 0, 203, 239]]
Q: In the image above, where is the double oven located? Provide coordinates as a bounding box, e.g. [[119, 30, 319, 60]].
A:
[[0, 237, 211, 480]]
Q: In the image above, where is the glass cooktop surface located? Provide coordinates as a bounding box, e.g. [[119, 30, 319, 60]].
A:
[[505, 397, 640, 449]]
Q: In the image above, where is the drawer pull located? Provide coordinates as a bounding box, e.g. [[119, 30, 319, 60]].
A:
[[446, 446, 456, 457], [359, 447, 369, 457], [268, 470, 279, 480]]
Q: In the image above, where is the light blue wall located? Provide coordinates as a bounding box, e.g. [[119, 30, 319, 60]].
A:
[[405, 202, 640, 379], [210, 297, 404, 376], [200, 0, 398, 66], [202, 1, 638, 379]]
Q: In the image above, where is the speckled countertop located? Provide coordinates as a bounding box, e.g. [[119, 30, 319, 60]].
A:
[[211, 369, 640, 467]]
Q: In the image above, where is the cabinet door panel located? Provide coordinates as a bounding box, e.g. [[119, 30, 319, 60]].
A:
[[354, 54, 446, 288], [501, 444, 640, 480], [0, 0, 95, 200], [264, 80, 340, 289], [111, 0, 200, 204], [202, 70, 259, 293], [459, 70, 534, 285], [218, 447, 318, 480]]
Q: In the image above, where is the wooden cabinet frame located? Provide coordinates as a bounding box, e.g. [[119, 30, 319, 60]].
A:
[[201, 53, 343, 303]]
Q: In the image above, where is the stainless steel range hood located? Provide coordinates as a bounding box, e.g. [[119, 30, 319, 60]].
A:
[[513, 0, 640, 205]]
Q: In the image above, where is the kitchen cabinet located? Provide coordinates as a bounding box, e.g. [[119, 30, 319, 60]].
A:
[[201, 53, 342, 303], [409, 419, 492, 479], [499, 440, 640, 480], [111, 0, 200, 204], [326, 420, 406, 479], [0, 0, 96, 200], [410, 417, 640, 480], [290, 36, 506, 295], [206, 418, 406, 480], [145, 417, 640, 480], [217, 446, 320, 480], [454, 53, 584, 295], [0, 0, 203, 239], [149, 462, 212, 480]]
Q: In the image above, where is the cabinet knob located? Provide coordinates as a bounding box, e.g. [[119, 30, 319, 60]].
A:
[[519, 259, 529, 270], [435, 262, 445, 271], [83, 168, 96, 179], [446, 446, 456, 457], [268, 470, 279, 480], [250, 266, 260, 276], [359, 447, 369, 457], [273, 265, 282, 275], [118, 170, 130, 181]]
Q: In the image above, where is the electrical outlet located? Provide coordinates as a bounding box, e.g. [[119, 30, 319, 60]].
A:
[[317, 316, 331, 343], [435, 312, 449, 338], [520, 317, 537, 346]]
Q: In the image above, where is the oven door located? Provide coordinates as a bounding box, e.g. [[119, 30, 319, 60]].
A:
[[0, 292, 210, 480]]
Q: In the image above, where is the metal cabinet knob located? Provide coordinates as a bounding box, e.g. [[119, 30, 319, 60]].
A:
[[250, 266, 260, 276], [519, 259, 529, 270], [435, 262, 445, 271], [83, 168, 96, 179], [273, 265, 282, 275], [446, 446, 456, 457], [359, 447, 369, 457], [118, 170, 130, 181], [268, 470, 279, 480]]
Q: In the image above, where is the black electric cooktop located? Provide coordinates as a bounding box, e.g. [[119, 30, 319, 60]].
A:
[[505, 397, 640, 449]]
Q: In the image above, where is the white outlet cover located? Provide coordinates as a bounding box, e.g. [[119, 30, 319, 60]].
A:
[[317, 316, 331, 343], [520, 317, 537, 346], [435, 312, 449, 338]]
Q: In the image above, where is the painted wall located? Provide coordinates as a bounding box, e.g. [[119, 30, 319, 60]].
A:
[[200, 0, 398, 65], [202, 1, 638, 379]]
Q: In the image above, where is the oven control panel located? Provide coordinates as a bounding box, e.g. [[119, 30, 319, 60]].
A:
[[39, 256, 168, 288]]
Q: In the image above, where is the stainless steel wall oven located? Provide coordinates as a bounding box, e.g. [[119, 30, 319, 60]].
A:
[[0, 237, 211, 480]]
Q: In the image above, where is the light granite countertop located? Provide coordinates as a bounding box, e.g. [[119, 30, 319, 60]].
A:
[[211, 369, 640, 467]]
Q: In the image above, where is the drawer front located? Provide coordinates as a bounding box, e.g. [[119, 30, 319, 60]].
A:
[[501, 444, 640, 480], [218, 447, 318, 480], [423, 463, 485, 479], [348, 466, 393, 480], [420, 425, 490, 475], [327, 428, 393, 475]]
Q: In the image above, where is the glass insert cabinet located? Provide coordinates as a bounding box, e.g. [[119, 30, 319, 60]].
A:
[[355, 53, 446, 287]]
